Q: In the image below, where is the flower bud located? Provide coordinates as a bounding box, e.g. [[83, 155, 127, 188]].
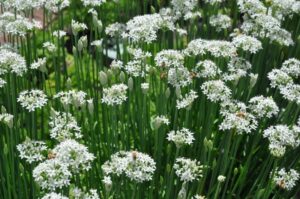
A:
[[99, 71, 108, 86], [165, 88, 171, 99], [119, 71, 126, 82], [128, 77, 134, 91]]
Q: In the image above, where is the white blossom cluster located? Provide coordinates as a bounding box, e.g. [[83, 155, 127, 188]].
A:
[[173, 157, 203, 182], [54, 90, 87, 108], [185, 39, 237, 58], [171, 0, 201, 20], [0, 49, 27, 76], [52, 139, 95, 172], [41, 192, 68, 199], [167, 67, 192, 87], [167, 128, 195, 147], [219, 100, 258, 134], [122, 13, 175, 43], [273, 168, 300, 191], [268, 58, 300, 104], [102, 151, 156, 183], [71, 20, 87, 36], [193, 60, 220, 79], [17, 89, 48, 112], [209, 14, 232, 32], [263, 125, 300, 157], [176, 90, 198, 109], [49, 110, 82, 141], [222, 57, 252, 82], [17, 138, 48, 164], [101, 83, 128, 105], [231, 34, 262, 54], [155, 50, 184, 68], [105, 22, 126, 37], [151, 115, 170, 129], [201, 80, 231, 102], [30, 57, 47, 72], [82, 0, 106, 7], [248, 96, 279, 119]]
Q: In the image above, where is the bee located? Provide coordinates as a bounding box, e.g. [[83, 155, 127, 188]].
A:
[[236, 111, 246, 118], [190, 72, 197, 78], [160, 72, 167, 79], [132, 151, 138, 161], [278, 180, 286, 189], [48, 151, 56, 159]]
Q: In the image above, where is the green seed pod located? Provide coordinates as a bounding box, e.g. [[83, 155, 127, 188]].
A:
[[119, 71, 126, 82], [99, 71, 108, 86], [128, 77, 134, 91], [204, 137, 213, 151], [165, 87, 171, 99]]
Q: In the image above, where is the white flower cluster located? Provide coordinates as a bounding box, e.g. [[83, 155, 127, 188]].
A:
[[54, 90, 87, 108], [263, 125, 300, 157], [102, 151, 156, 183], [151, 115, 170, 129], [171, 0, 201, 20], [173, 157, 203, 182], [167, 67, 192, 87], [71, 188, 100, 199], [30, 57, 47, 72], [123, 13, 174, 43], [0, 49, 27, 76], [270, 0, 300, 21], [82, 0, 106, 7], [237, 0, 266, 16], [219, 100, 258, 134], [43, 41, 57, 52], [193, 60, 220, 79], [17, 89, 48, 112], [33, 159, 72, 190], [17, 138, 47, 164], [241, 14, 293, 46], [155, 50, 184, 68], [222, 57, 252, 82], [268, 58, 300, 104], [45, 0, 70, 12], [102, 83, 128, 105], [49, 110, 82, 141], [201, 80, 231, 102], [52, 139, 95, 172], [185, 39, 237, 58], [41, 192, 68, 199], [167, 128, 195, 147], [248, 96, 279, 119], [232, 34, 262, 54], [273, 168, 299, 191], [71, 20, 87, 36], [176, 90, 198, 109], [105, 22, 126, 37], [209, 14, 232, 32]]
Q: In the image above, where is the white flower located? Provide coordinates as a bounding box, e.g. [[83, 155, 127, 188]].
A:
[[151, 115, 170, 129], [168, 67, 192, 87], [102, 84, 128, 105], [193, 60, 220, 79], [217, 175, 226, 182], [125, 60, 149, 77], [49, 110, 82, 141], [155, 49, 184, 68], [53, 139, 95, 172], [263, 125, 300, 157], [45, 0, 70, 12], [5, 16, 41, 36], [127, 47, 152, 60], [273, 168, 300, 190], [54, 90, 87, 108], [53, 30, 67, 38], [0, 78, 6, 88], [110, 60, 123, 70], [185, 39, 237, 58], [141, 83, 150, 94], [219, 100, 258, 134], [33, 159, 72, 190], [209, 14, 232, 32], [174, 157, 203, 182], [201, 80, 231, 102], [248, 96, 279, 119], [30, 57, 47, 72], [280, 83, 300, 104], [105, 22, 126, 37], [17, 89, 48, 112], [171, 0, 199, 20], [0, 49, 27, 76], [268, 69, 293, 88], [82, 0, 106, 7], [71, 20, 87, 36], [17, 138, 47, 164], [41, 192, 68, 199], [102, 151, 156, 183], [281, 58, 300, 78], [123, 13, 174, 43], [204, 0, 224, 4], [222, 57, 252, 82], [167, 128, 195, 147], [232, 34, 262, 54], [43, 41, 57, 52], [237, 0, 267, 16], [176, 90, 198, 109]]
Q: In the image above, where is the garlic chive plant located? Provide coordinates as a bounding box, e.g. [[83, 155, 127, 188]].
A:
[[0, 0, 300, 198]]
